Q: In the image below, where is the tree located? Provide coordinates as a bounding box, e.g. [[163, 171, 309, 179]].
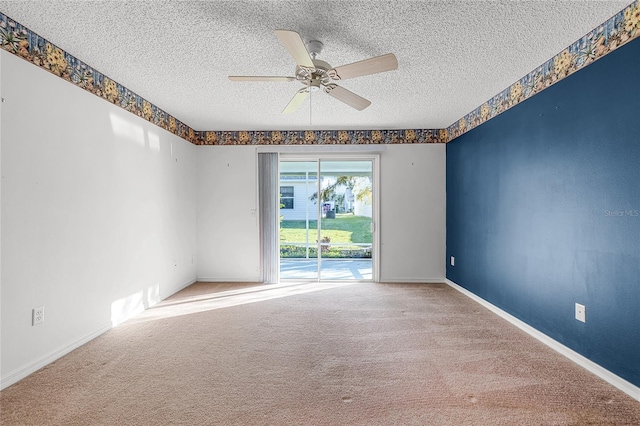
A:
[[309, 176, 372, 208], [308, 176, 355, 204], [355, 184, 372, 205]]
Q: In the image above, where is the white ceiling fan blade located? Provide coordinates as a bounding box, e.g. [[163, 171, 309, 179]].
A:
[[324, 84, 371, 111], [274, 30, 315, 68], [228, 76, 296, 82], [329, 53, 398, 80], [282, 88, 309, 114]]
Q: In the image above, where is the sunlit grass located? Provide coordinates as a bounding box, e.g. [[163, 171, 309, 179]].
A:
[[280, 214, 372, 243], [281, 228, 352, 242]]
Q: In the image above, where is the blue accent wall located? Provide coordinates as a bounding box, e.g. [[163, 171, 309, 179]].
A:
[[446, 38, 640, 387]]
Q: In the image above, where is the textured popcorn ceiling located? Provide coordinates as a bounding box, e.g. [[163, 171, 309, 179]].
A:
[[0, 1, 632, 131]]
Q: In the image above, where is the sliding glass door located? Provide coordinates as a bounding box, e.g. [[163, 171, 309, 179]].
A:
[[279, 161, 319, 280], [279, 158, 374, 281]]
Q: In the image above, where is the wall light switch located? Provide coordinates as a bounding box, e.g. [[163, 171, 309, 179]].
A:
[[450, 256, 455, 267], [575, 303, 586, 323]]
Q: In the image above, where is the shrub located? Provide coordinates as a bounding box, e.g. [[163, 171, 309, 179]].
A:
[[280, 244, 371, 259]]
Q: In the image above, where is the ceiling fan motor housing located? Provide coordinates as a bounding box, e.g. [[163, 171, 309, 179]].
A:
[[296, 58, 332, 91]]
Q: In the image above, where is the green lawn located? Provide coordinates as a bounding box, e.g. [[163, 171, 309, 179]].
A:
[[280, 213, 372, 244]]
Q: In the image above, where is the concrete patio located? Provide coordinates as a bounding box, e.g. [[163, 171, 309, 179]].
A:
[[280, 259, 372, 281]]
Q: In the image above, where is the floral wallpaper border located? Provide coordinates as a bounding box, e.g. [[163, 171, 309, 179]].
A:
[[446, 0, 640, 142], [197, 129, 445, 145], [2, 2, 639, 146]]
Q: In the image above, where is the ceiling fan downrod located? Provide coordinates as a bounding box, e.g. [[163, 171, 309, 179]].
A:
[[306, 40, 323, 59]]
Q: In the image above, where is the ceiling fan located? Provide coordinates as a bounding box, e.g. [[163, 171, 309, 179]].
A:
[[229, 30, 398, 114]]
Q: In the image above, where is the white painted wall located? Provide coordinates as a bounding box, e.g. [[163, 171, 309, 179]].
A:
[[196, 146, 260, 281], [0, 51, 197, 389], [196, 145, 446, 283], [379, 144, 446, 282]]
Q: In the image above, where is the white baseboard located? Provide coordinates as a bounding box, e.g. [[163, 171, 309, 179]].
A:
[[1, 277, 197, 391], [445, 279, 640, 402], [380, 278, 445, 283], [159, 278, 197, 301], [111, 278, 199, 327], [196, 277, 261, 283], [1, 322, 112, 390]]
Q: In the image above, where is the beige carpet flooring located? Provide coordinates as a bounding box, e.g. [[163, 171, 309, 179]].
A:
[[1, 282, 639, 425]]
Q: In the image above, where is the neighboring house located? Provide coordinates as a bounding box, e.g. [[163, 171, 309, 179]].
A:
[[354, 202, 372, 218], [279, 176, 373, 220], [352, 178, 373, 218], [279, 176, 319, 221]]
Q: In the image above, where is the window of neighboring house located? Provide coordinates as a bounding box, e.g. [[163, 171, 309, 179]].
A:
[[280, 186, 294, 209]]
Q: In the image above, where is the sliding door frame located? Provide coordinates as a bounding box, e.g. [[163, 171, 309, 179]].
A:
[[278, 153, 380, 282]]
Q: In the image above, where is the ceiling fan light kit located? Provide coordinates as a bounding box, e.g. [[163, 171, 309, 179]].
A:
[[228, 30, 398, 114]]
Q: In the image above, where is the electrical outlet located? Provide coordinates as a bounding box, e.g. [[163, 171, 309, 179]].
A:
[[32, 306, 44, 326], [450, 256, 455, 267], [575, 303, 586, 323]]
